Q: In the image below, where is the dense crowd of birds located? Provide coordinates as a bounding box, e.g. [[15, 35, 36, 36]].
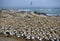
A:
[[0, 25, 60, 41], [0, 10, 60, 41]]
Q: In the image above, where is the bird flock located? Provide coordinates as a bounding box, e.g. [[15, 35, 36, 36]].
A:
[[0, 10, 60, 41], [0, 25, 60, 41]]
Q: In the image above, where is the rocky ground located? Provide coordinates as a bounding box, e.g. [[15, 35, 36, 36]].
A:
[[0, 10, 60, 41]]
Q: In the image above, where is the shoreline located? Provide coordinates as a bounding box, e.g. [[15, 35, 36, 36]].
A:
[[0, 9, 60, 16], [0, 8, 60, 17]]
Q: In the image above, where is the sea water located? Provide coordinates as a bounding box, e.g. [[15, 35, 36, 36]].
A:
[[0, 7, 60, 16], [17, 8, 60, 16], [30, 8, 60, 16]]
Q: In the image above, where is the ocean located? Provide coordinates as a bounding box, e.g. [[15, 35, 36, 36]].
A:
[[30, 8, 60, 16], [0, 7, 60, 16], [15, 7, 60, 16]]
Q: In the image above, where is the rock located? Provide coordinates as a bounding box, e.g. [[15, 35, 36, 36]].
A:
[[34, 11, 47, 16]]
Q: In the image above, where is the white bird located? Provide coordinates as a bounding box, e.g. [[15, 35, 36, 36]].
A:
[[35, 35, 40, 39], [57, 38, 59, 41], [39, 38, 43, 41], [3, 30, 10, 36], [1, 27, 5, 30], [45, 36, 49, 40], [31, 36, 35, 39], [51, 39, 54, 41], [26, 35, 31, 39], [16, 33, 20, 38], [21, 33, 24, 36]]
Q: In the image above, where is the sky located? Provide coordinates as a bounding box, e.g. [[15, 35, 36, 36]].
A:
[[0, 0, 60, 8]]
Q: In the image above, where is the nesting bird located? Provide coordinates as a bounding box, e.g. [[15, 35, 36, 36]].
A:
[[3, 30, 15, 36]]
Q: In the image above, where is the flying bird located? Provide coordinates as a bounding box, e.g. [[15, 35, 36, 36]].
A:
[[30, 1, 32, 6]]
